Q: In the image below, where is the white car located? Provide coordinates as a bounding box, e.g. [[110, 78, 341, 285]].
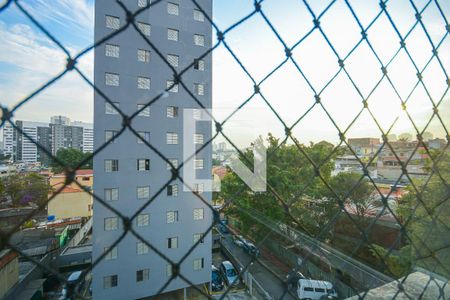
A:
[[297, 279, 338, 300]]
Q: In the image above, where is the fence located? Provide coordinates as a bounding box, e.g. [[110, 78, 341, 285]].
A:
[[0, 0, 449, 299]]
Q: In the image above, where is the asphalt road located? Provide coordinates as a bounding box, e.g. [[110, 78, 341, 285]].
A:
[[220, 234, 297, 300]]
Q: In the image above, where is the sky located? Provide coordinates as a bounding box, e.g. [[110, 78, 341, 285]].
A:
[[0, 0, 449, 147]]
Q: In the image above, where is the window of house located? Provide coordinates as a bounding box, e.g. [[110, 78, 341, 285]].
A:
[[167, 210, 178, 223], [104, 217, 118, 231], [137, 76, 151, 89], [194, 34, 205, 46], [137, 241, 149, 254], [166, 264, 172, 277], [193, 208, 204, 220], [167, 2, 179, 15], [194, 59, 205, 71], [103, 275, 118, 288], [166, 133, 178, 144], [137, 214, 150, 227], [105, 44, 120, 58], [167, 237, 178, 249], [105, 130, 118, 143], [193, 109, 202, 120], [104, 247, 118, 260], [106, 15, 120, 29], [137, 159, 150, 171], [193, 9, 204, 22], [193, 258, 204, 270], [167, 28, 179, 41], [166, 80, 179, 93], [194, 83, 205, 95], [167, 106, 178, 118], [167, 184, 178, 196], [137, 104, 150, 116], [167, 54, 179, 67], [194, 133, 204, 144], [137, 49, 151, 62], [105, 159, 119, 172], [105, 102, 119, 115], [194, 159, 204, 170], [137, 0, 149, 8], [137, 186, 150, 200], [105, 188, 119, 201], [137, 22, 151, 36], [105, 73, 119, 86], [136, 269, 150, 282], [193, 233, 204, 244], [137, 132, 150, 144], [167, 159, 178, 170]]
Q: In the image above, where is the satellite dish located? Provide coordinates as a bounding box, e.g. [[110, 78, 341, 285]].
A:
[[47, 215, 55, 221]]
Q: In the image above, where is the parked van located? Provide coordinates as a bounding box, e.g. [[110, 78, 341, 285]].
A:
[[297, 279, 338, 300]]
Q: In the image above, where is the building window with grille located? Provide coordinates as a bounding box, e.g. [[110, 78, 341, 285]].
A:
[[166, 132, 178, 144], [166, 264, 172, 277], [105, 160, 119, 172], [193, 258, 204, 270], [137, 159, 150, 171], [194, 83, 205, 96], [137, 132, 150, 144], [105, 188, 119, 201], [167, 159, 178, 170], [194, 159, 204, 170], [167, 106, 178, 118], [166, 80, 179, 93], [105, 102, 119, 115], [193, 208, 204, 220], [167, 237, 178, 249], [194, 183, 204, 194], [193, 233, 204, 244], [137, 214, 150, 227], [167, 211, 178, 223], [137, 186, 150, 200], [194, 34, 205, 46], [105, 130, 118, 143], [104, 217, 118, 231], [167, 28, 179, 41], [105, 73, 119, 86], [167, 54, 179, 67], [137, 242, 149, 255], [137, 22, 151, 36], [105, 44, 120, 58], [167, 184, 178, 196], [137, 0, 149, 8], [137, 76, 151, 89], [167, 2, 179, 15], [103, 275, 118, 289], [193, 109, 202, 120], [104, 247, 118, 260], [105, 15, 120, 29], [194, 59, 205, 71], [194, 133, 204, 144], [136, 269, 150, 282], [137, 49, 150, 62], [193, 9, 204, 22], [137, 104, 150, 116]]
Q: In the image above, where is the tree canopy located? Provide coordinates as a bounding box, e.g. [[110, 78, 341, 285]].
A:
[[51, 148, 92, 173]]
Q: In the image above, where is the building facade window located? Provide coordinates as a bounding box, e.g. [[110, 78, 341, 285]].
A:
[[194, 59, 205, 71], [194, 159, 204, 170], [167, 237, 178, 249], [137, 159, 150, 171], [137, 132, 150, 144], [137, 186, 150, 200], [194, 34, 205, 46], [103, 275, 118, 288], [137, 22, 151, 36], [166, 264, 172, 277], [137, 214, 150, 227], [104, 217, 118, 231], [166, 133, 178, 144], [137, 0, 149, 8], [166, 80, 179, 93], [193, 9, 204, 22], [137, 104, 150, 116], [167, 106, 178, 118], [193, 208, 204, 220], [166, 210, 178, 223], [193, 233, 204, 244], [106, 15, 120, 29], [105, 44, 120, 58], [194, 183, 204, 194], [137, 49, 151, 62], [105, 102, 119, 115], [194, 83, 205, 95], [194, 133, 204, 144], [167, 184, 178, 196], [193, 109, 202, 120], [137, 76, 151, 89], [193, 258, 204, 270], [167, 2, 179, 15], [105, 159, 119, 172], [105, 130, 118, 143], [167, 159, 178, 170], [137, 241, 149, 255], [105, 188, 119, 201], [167, 28, 179, 41], [136, 269, 150, 282], [167, 54, 179, 67], [104, 246, 118, 260], [105, 73, 119, 86]]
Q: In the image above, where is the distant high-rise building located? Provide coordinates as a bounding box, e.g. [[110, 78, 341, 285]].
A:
[[50, 115, 71, 126], [2, 123, 14, 158], [51, 124, 83, 155], [92, 0, 212, 298], [15, 121, 50, 163], [72, 121, 94, 153]]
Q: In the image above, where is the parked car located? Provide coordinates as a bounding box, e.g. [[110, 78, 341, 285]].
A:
[[297, 279, 338, 300], [242, 240, 260, 257], [220, 261, 239, 287], [211, 265, 224, 291], [233, 235, 245, 247]]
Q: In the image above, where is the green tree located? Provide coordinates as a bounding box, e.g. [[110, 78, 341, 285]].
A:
[[2, 173, 50, 207], [51, 148, 92, 173]]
